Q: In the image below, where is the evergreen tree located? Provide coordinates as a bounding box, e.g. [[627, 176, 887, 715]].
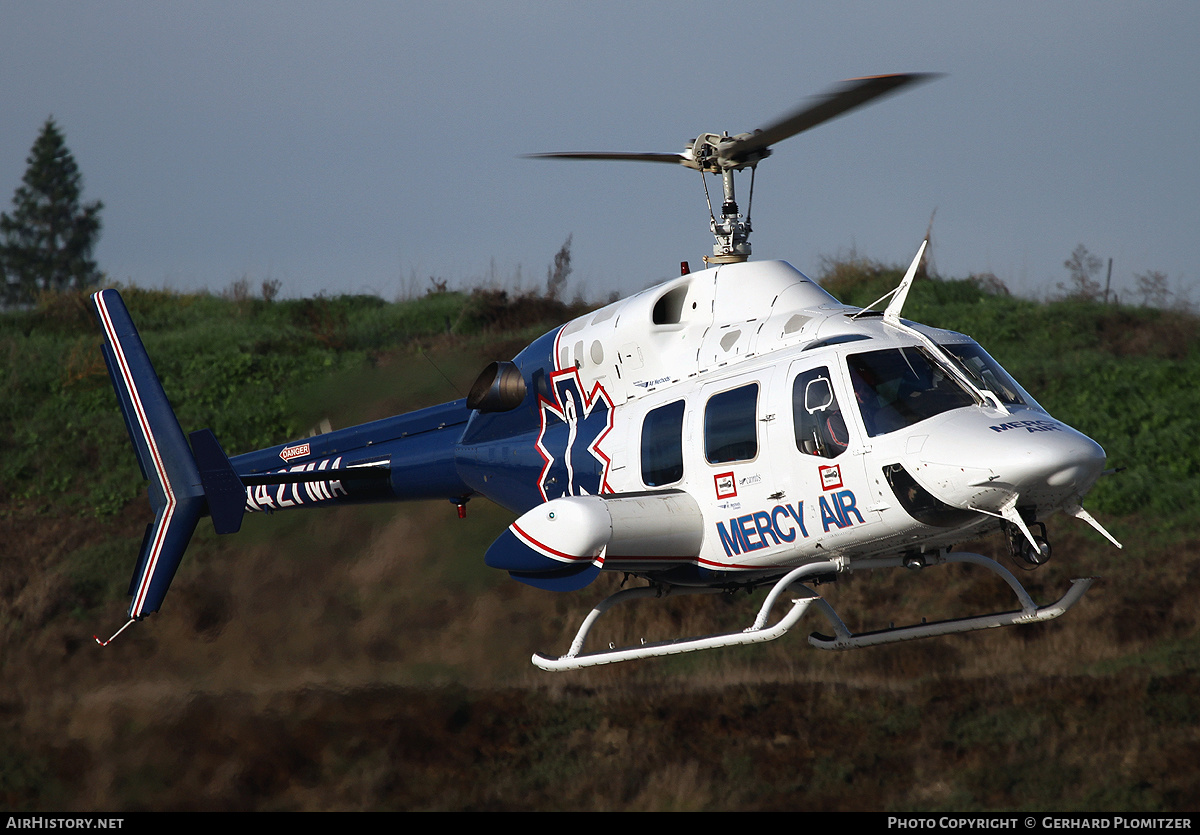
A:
[[1058, 243, 1103, 301], [1, 118, 103, 305]]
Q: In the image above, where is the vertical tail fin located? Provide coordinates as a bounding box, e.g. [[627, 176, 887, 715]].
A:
[[93, 289, 209, 622]]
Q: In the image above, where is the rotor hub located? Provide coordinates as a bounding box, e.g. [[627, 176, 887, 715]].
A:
[[527, 73, 939, 262]]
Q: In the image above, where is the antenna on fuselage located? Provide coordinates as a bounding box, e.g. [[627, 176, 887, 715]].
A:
[[883, 239, 928, 323], [850, 238, 928, 321]]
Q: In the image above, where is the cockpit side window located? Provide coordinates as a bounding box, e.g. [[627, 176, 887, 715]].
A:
[[641, 400, 686, 486], [848, 347, 975, 437], [792, 367, 848, 459], [704, 383, 758, 463]]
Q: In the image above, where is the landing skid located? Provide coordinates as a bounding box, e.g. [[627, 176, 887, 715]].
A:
[[532, 552, 1095, 671]]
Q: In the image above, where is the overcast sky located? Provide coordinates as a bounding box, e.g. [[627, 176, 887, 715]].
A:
[[2, 2, 1197, 303]]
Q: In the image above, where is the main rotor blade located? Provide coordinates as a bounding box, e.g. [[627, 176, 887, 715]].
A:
[[726, 73, 941, 162], [525, 151, 688, 165]]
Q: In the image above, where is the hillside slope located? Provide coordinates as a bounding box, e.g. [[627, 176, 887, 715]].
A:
[[2, 276, 1198, 811]]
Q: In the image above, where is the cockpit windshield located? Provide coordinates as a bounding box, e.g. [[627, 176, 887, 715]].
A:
[[847, 347, 976, 437], [938, 341, 1035, 408]]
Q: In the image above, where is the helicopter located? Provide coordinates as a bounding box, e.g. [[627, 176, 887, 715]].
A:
[[92, 73, 1121, 670]]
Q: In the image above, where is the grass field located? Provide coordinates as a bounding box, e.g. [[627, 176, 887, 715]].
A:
[[2, 267, 1197, 811]]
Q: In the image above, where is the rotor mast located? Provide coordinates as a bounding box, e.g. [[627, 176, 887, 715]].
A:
[[688, 130, 763, 263], [710, 166, 752, 263]]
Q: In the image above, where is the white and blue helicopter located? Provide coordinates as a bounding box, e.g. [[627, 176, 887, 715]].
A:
[[92, 74, 1120, 670]]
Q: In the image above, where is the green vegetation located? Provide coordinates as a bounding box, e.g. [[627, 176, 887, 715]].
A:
[[4, 266, 1197, 522], [1, 262, 1198, 811], [0, 284, 591, 516]]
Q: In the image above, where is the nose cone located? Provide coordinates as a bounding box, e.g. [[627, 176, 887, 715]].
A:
[[909, 411, 1106, 515]]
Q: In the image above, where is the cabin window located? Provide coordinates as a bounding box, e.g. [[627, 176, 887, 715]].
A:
[[704, 384, 758, 463], [847, 347, 975, 437], [793, 367, 848, 459], [641, 400, 686, 486]]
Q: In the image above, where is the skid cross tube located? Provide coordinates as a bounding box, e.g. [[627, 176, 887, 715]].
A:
[[532, 553, 1095, 671]]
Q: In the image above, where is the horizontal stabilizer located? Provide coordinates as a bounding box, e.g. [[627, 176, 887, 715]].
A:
[[239, 465, 390, 486], [189, 429, 245, 535], [94, 289, 206, 620]]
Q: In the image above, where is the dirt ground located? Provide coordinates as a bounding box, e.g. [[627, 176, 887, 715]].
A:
[[2, 498, 1196, 812]]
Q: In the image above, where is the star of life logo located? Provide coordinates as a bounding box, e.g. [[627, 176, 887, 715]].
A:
[[536, 367, 614, 502]]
